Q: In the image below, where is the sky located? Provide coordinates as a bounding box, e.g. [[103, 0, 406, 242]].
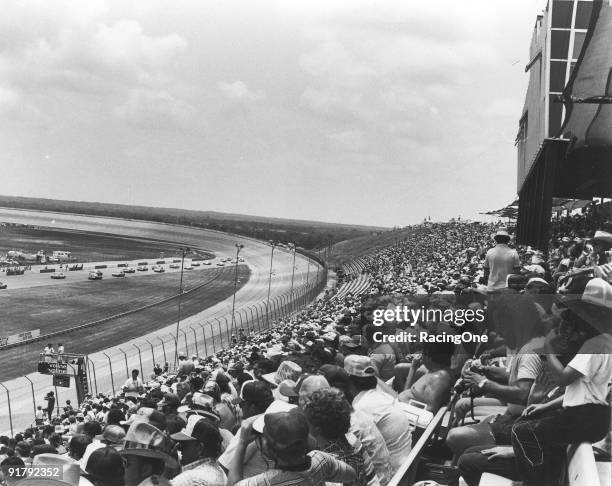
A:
[[0, 0, 543, 227]]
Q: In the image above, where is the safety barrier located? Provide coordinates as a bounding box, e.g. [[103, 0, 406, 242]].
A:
[[387, 406, 449, 486], [0, 260, 327, 436]]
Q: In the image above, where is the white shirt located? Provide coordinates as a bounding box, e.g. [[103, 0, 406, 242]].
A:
[[484, 244, 520, 291], [123, 377, 144, 398], [353, 388, 412, 472], [564, 335, 612, 407]]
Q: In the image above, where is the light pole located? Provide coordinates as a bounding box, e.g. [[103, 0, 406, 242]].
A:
[[175, 246, 189, 366], [288, 243, 296, 296], [266, 241, 276, 326], [230, 243, 244, 335]]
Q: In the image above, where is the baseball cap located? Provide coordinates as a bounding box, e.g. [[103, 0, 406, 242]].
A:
[[263, 408, 310, 457], [297, 375, 330, 403], [253, 400, 296, 433], [170, 414, 206, 441], [344, 355, 377, 377]]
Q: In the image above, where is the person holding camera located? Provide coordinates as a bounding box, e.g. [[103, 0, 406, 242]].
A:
[[446, 313, 546, 459]]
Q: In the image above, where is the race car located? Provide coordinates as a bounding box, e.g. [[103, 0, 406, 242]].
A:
[[51, 272, 66, 279], [88, 272, 102, 280], [191, 262, 200, 267], [137, 266, 148, 271], [152, 265, 165, 273], [0, 282, 7, 289], [111, 270, 126, 277], [183, 265, 193, 270], [123, 267, 136, 273]]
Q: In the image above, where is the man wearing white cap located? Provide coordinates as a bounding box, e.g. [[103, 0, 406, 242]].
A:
[[484, 229, 520, 292]]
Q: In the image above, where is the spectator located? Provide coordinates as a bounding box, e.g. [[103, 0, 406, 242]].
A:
[[44, 391, 55, 420], [484, 228, 520, 292], [69, 434, 92, 461], [218, 381, 275, 478], [0, 453, 25, 486], [397, 340, 454, 413], [302, 389, 370, 486], [227, 408, 357, 486], [511, 278, 612, 486], [170, 415, 226, 486], [344, 355, 412, 472], [119, 421, 178, 486], [84, 446, 126, 486], [123, 369, 144, 399]]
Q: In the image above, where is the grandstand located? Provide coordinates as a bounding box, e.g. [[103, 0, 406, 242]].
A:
[[0, 2, 610, 486]]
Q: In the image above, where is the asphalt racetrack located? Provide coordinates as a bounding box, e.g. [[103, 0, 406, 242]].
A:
[[0, 265, 249, 381], [0, 208, 321, 435]]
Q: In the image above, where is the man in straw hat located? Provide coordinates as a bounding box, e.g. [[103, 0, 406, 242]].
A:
[[511, 277, 612, 486], [483, 228, 520, 292], [119, 421, 178, 486]]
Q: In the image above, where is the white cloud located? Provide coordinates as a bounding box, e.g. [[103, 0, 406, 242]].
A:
[[218, 81, 264, 103], [114, 88, 196, 128]]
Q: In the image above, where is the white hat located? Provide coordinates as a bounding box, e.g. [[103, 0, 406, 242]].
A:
[[592, 231, 612, 245], [253, 400, 296, 433]]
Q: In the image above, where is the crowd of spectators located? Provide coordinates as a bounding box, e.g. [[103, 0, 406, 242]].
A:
[[0, 212, 611, 486]]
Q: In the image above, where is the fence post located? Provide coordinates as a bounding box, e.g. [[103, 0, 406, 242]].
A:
[[132, 344, 144, 378], [213, 318, 223, 348], [179, 329, 189, 356], [54, 385, 60, 416], [257, 302, 268, 331], [240, 308, 249, 331], [237, 310, 245, 331], [206, 322, 216, 353], [272, 297, 280, 321], [145, 339, 156, 367], [23, 376, 37, 420], [197, 323, 208, 354], [103, 353, 116, 396], [0, 384, 14, 437], [168, 334, 178, 365], [189, 327, 199, 357], [221, 316, 231, 344], [88, 360, 99, 396], [156, 337, 167, 364], [119, 348, 130, 379], [248, 306, 257, 332]]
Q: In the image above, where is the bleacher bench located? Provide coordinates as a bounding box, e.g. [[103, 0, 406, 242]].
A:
[[476, 442, 610, 486]]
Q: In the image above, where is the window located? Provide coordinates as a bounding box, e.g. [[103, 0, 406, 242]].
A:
[[551, 30, 571, 59], [549, 95, 564, 136], [552, 0, 574, 29], [550, 60, 568, 92], [574, 1, 593, 30], [572, 31, 586, 59]]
